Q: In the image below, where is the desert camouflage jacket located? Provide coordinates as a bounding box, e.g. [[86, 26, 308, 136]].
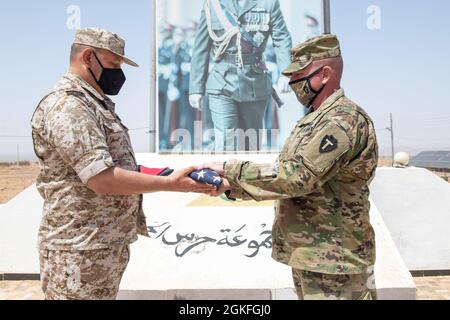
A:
[[31, 72, 148, 251]]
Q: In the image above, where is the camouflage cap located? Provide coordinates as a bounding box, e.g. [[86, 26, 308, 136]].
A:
[[73, 28, 138, 67], [282, 34, 341, 76]]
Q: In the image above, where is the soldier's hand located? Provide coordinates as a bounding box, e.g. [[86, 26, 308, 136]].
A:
[[189, 94, 204, 111], [168, 166, 216, 194], [277, 76, 292, 94], [209, 178, 232, 197], [197, 162, 225, 176]]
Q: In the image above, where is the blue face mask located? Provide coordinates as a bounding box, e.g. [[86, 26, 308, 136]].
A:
[[88, 52, 126, 96]]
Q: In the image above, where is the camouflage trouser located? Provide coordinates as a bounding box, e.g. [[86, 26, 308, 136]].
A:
[[292, 268, 377, 300], [39, 245, 130, 300]]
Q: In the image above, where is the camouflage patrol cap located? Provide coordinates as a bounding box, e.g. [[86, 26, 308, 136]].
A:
[[73, 27, 139, 67], [282, 34, 341, 76]]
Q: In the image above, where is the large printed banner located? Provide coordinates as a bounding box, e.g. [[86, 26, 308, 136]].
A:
[[156, 0, 323, 153]]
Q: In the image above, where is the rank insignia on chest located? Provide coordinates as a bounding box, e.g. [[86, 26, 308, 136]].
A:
[[300, 125, 313, 135], [320, 135, 338, 153], [244, 11, 270, 32], [253, 32, 265, 47], [260, 12, 270, 31]]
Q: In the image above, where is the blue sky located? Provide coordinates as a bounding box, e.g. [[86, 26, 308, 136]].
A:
[[0, 0, 151, 161], [0, 0, 449, 161], [331, 0, 450, 155]]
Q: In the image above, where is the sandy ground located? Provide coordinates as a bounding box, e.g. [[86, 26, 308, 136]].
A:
[[378, 157, 393, 167], [0, 164, 39, 204]]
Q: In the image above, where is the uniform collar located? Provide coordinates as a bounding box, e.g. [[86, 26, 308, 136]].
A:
[[317, 88, 345, 113], [64, 72, 116, 110], [223, 0, 238, 17], [224, 0, 258, 18], [64, 71, 114, 106], [238, 0, 258, 18], [300, 88, 345, 125]]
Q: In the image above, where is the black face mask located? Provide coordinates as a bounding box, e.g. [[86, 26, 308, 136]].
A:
[[289, 67, 325, 109], [88, 52, 126, 96]]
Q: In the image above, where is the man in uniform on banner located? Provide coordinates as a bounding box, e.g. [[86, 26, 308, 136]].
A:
[[189, 0, 292, 151]]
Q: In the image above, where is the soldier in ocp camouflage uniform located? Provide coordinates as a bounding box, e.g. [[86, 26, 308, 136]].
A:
[[31, 28, 214, 300], [205, 35, 379, 300]]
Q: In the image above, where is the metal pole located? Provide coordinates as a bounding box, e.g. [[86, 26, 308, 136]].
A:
[[16, 144, 20, 165], [390, 113, 395, 166], [322, 0, 331, 34], [149, 0, 157, 153]]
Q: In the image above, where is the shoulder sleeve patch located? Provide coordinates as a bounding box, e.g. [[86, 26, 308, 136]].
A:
[[298, 122, 352, 176], [319, 135, 339, 153]]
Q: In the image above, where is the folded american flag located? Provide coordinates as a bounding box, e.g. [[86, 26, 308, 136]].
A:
[[189, 169, 223, 187]]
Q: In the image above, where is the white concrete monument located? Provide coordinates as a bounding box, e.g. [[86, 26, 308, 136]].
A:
[[0, 154, 417, 299], [371, 167, 450, 272]]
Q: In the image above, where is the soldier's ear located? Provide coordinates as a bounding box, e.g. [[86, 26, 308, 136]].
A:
[[80, 48, 95, 69], [321, 66, 332, 85]]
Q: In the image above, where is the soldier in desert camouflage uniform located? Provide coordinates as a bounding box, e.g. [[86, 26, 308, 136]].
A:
[[204, 34, 379, 300], [31, 28, 215, 300]]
